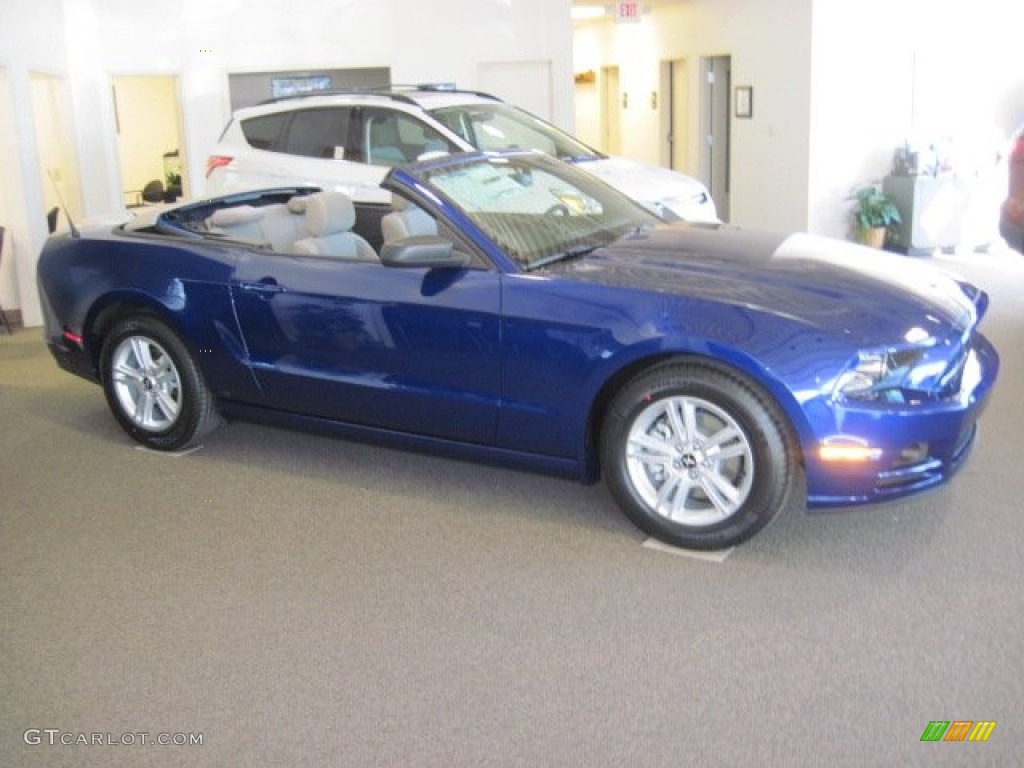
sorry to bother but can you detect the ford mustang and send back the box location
[37,150,999,549]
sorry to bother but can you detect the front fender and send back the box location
[577,336,819,478]
[497,273,826,476]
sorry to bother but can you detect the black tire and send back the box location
[600,362,794,550]
[100,314,221,450]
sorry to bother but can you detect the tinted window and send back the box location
[283,108,353,159]
[241,113,289,150]
[361,108,458,168]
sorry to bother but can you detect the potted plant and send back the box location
[164,171,183,203]
[848,184,902,248]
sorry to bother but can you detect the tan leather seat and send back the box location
[292,191,376,261]
[381,198,437,244]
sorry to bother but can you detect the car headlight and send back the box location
[833,347,927,404]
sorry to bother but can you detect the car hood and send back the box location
[549,224,982,346]
[574,156,718,221]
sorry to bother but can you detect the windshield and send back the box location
[415,153,659,270]
[429,102,601,162]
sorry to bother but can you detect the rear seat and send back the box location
[206,205,264,242]
[261,197,310,250]
[205,197,310,251]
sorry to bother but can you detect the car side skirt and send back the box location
[218,400,589,482]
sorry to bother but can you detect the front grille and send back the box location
[873,423,977,495]
[875,458,943,492]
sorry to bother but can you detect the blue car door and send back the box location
[230,250,501,444]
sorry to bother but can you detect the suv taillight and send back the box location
[1011,136,1024,162]
[205,155,234,177]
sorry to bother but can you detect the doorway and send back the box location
[659,59,690,172]
[30,72,83,230]
[600,66,622,155]
[700,55,731,221]
[111,75,186,207]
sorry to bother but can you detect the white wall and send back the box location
[573,0,813,232]
[0,0,73,326]
[808,0,1024,242]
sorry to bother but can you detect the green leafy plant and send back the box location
[848,183,902,234]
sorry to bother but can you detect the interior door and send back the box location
[700,56,731,221]
[601,66,622,155]
[659,59,690,172]
[231,252,502,444]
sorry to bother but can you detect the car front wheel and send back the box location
[100,315,220,450]
[601,362,795,550]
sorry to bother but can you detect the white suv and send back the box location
[206,87,718,222]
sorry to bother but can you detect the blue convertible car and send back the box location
[37,150,998,549]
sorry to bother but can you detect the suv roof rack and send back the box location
[386,83,504,101]
[258,88,420,106]
[257,84,503,107]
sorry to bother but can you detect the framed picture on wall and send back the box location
[735,86,753,119]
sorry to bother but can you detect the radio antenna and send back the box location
[47,170,80,238]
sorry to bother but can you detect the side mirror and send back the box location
[380,236,469,269]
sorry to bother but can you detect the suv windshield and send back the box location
[429,102,601,163]
[414,153,658,270]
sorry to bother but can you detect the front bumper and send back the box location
[804,333,999,507]
[999,213,1023,253]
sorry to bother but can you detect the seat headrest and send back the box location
[287,196,309,214]
[305,192,356,237]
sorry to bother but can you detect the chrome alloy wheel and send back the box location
[110,335,183,432]
[625,395,755,527]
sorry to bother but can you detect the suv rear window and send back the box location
[240,113,289,150]
[283,108,352,159]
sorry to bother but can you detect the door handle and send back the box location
[237,278,286,297]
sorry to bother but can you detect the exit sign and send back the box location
[615,1,642,23]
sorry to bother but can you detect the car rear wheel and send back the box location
[100,315,220,450]
[601,362,794,550]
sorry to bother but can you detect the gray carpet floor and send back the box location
[2,248,1022,766]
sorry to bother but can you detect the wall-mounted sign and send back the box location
[615,1,642,23]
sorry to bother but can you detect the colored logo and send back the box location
[920,721,997,742]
